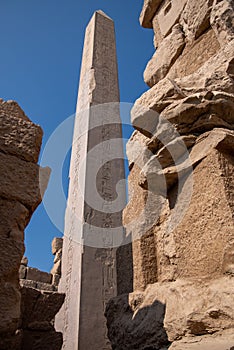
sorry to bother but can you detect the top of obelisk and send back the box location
[95,10,113,21]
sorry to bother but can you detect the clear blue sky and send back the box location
[0,1,154,272]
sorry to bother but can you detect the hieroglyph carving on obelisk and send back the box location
[55,10,126,350]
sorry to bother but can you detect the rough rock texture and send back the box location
[210,0,234,46]
[140,0,164,28]
[181,0,214,40]
[50,238,62,286]
[144,24,185,87]
[20,287,65,350]
[106,1,234,349]
[106,277,234,350]
[152,0,187,46]
[0,99,51,348]
[0,99,64,349]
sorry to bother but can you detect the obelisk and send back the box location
[55,11,126,349]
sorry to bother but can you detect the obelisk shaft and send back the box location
[55,11,125,350]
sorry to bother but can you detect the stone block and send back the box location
[140,128,234,193]
[0,280,21,334]
[126,131,151,170]
[21,330,63,350]
[20,287,65,327]
[139,0,164,28]
[169,330,234,350]
[131,39,234,135]
[36,282,55,291]
[152,0,187,43]
[51,237,63,255]
[0,152,50,213]
[0,330,22,350]
[26,267,52,284]
[105,278,234,349]
[180,0,214,41]
[19,265,27,279]
[168,29,220,80]
[210,0,234,46]
[21,256,28,266]
[0,199,29,239]
[52,274,61,287]
[50,260,61,276]
[160,91,234,134]
[0,106,43,163]
[20,279,37,289]
[144,24,185,87]
[0,99,29,122]
[0,200,27,279]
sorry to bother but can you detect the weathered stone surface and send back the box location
[0,331,22,350]
[20,287,65,327]
[144,24,185,87]
[140,128,234,193]
[0,152,50,213]
[20,279,55,291]
[0,279,21,334]
[52,274,61,287]
[19,279,37,289]
[36,282,55,292]
[0,99,29,121]
[180,0,214,40]
[0,98,52,347]
[139,0,164,28]
[105,293,170,350]
[168,29,221,80]
[126,130,152,169]
[132,39,234,135]
[152,0,187,43]
[0,198,28,344]
[51,237,63,255]
[0,200,28,278]
[26,267,52,284]
[117,1,234,349]
[19,265,27,279]
[21,256,28,266]
[0,104,43,163]
[210,0,234,46]
[152,134,196,169]
[123,164,166,291]
[160,91,234,134]
[106,277,234,350]
[21,330,63,350]
[169,329,234,350]
[51,259,61,275]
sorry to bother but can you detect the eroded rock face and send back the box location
[107,0,234,348]
[106,277,234,350]
[0,99,52,349]
[144,24,185,87]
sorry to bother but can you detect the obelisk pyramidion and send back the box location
[55,10,126,349]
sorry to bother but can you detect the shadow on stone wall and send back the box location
[105,294,170,350]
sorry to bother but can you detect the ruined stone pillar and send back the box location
[55,10,126,349]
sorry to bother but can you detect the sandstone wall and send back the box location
[106,1,234,349]
[0,99,64,349]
